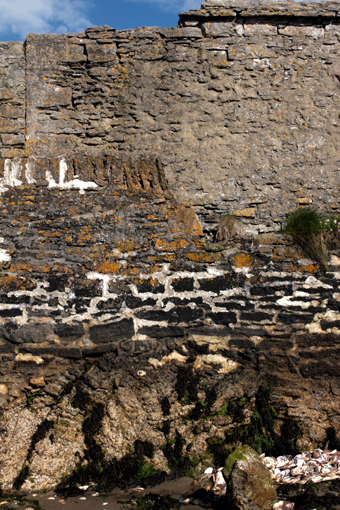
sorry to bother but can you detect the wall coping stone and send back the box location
[179,0,340,23]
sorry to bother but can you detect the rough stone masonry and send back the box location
[0,0,339,493]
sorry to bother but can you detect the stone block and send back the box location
[86,42,117,62]
[208,311,237,325]
[136,278,165,294]
[171,277,195,292]
[0,106,24,119]
[137,326,185,338]
[89,319,135,344]
[35,84,72,108]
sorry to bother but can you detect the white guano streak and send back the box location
[0,159,23,194]
[46,158,98,190]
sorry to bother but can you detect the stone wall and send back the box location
[0,42,25,158]
[0,0,340,493]
[0,156,340,490]
[1,0,340,226]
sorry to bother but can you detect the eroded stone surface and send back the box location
[0,0,340,493]
[1,1,340,224]
[227,445,277,510]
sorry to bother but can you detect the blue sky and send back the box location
[0,0,202,41]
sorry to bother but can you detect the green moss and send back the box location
[305,481,320,494]
[250,404,275,454]
[136,456,164,481]
[217,402,229,417]
[205,399,231,420]
[239,397,249,407]
[25,389,42,407]
[224,445,257,479]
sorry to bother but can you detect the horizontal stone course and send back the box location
[89,319,135,344]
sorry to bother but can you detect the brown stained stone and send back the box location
[30,376,45,387]
[226,446,277,510]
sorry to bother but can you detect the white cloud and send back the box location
[0,0,92,39]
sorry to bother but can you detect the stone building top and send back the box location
[179,0,340,24]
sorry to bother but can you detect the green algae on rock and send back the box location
[227,445,277,510]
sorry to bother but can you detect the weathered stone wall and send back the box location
[0,196,340,491]
[1,0,340,226]
[0,42,25,159]
[0,0,340,493]
[0,156,340,490]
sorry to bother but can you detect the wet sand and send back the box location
[17,478,197,510]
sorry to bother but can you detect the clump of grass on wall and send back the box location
[283,207,340,265]
[216,214,244,242]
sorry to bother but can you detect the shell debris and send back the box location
[263,448,340,486]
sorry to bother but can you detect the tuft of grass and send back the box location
[284,207,321,238]
[283,208,329,264]
[216,214,244,242]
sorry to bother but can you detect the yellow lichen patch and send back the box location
[232,208,256,218]
[194,241,205,250]
[185,252,222,263]
[51,264,73,274]
[144,265,161,274]
[147,254,176,263]
[9,262,33,273]
[77,226,93,245]
[96,261,120,274]
[0,276,35,291]
[300,263,319,273]
[117,239,135,252]
[10,262,50,274]
[154,238,189,252]
[166,206,203,236]
[231,253,254,268]
[297,198,312,204]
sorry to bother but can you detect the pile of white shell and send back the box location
[262,449,340,485]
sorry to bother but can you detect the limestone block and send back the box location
[35,84,72,108]
[202,22,236,37]
[279,26,324,38]
[0,106,24,119]
[85,42,117,63]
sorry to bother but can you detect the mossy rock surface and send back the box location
[225,445,277,510]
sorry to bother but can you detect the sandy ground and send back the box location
[16,478,197,510]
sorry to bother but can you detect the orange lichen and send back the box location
[154,238,189,251]
[232,253,254,268]
[117,239,135,252]
[232,208,256,218]
[166,206,203,236]
[96,262,120,274]
[185,252,222,263]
